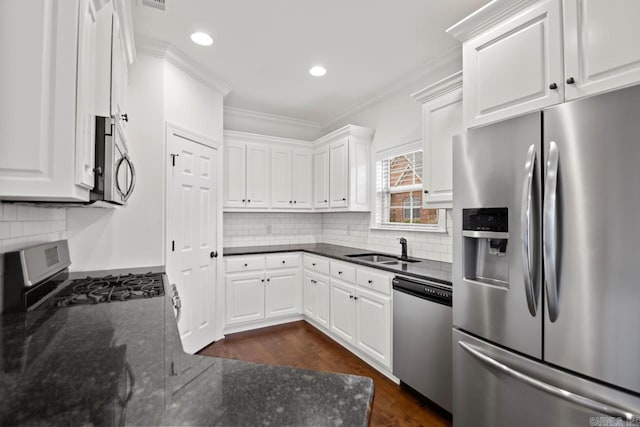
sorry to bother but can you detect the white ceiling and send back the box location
[133,0,488,125]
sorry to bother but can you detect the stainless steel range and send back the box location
[2,240,164,313]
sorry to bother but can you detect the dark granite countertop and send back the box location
[224,243,452,284]
[0,270,374,426]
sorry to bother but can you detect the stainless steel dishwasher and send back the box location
[393,275,452,412]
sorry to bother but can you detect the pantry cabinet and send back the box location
[411,72,462,208]
[449,0,640,128]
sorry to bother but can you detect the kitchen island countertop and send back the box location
[224,243,452,284]
[0,271,373,426]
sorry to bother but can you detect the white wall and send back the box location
[0,203,67,311]
[165,61,225,142]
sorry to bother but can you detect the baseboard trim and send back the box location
[223,314,304,335]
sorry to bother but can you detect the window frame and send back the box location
[372,140,446,233]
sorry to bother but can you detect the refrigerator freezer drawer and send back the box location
[453,329,640,427]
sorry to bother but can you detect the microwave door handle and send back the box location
[115,156,128,200]
[521,144,538,316]
[123,154,136,201]
[544,141,560,322]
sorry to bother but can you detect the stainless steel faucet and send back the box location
[399,237,408,260]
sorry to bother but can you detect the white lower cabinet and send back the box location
[303,272,330,330]
[329,263,393,370]
[225,254,301,327]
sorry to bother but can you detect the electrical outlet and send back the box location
[266,224,272,234]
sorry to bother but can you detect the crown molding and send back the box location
[135,36,232,97]
[224,106,322,132]
[224,130,313,146]
[314,124,376,146]
[321,46,462,130]
[410,71,462,104]
[446,0,539,41]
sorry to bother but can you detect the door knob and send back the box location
[210,251,218,258]
[566,77,575,84]
[549,82,558,90]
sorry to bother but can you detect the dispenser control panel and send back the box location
[463,208,508,232]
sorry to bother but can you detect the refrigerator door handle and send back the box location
[544,141,560,322]
[459,340,640,422]
[521,144,538,316]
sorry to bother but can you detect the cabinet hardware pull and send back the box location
[566,77,575,84]
[121,113,129,122]
[267,278,270,282]
[210,251,218,258]
[424,189,429,194]
[289,201,293,203]
[261,279,265,283]
[247,200,251,203]
[549,82,558,90]
[368,280,373,284]
[324,200,328,203]
[354,296,358,301]
[242,199,246,202]
[282,260,286,264]
[342,198,346,201]
[338,271,342,275]
[349,295,354,299]
[294,201,297,204]
[244,263,248,267]
[312,263,316,266]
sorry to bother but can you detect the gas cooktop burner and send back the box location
[48,272,165,308]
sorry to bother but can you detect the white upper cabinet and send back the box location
[329,139,349,208]
[411,72,463,208]
[223,127,371,212]
[223,137,270,209]
[292,150,313,209]
[313,148,329,209]
[270,148,293,208]
[0,0,96,201]
[449,0,640,128]
[563,0,640,100]
[316,125,375,212]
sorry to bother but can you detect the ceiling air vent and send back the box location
[142,0,166,11]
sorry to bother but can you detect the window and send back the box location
[375,144,445,232]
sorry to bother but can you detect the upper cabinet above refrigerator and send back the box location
[448,0,640,129]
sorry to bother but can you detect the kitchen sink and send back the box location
[345,253,420,264]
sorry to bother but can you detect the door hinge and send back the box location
[170,153,179,167]
[172,240,175,252]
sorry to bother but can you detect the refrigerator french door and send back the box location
[452,84,640,426]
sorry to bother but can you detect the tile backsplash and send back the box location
[0,203,67,312]
[223,210,453,279]
[223,212,323,247]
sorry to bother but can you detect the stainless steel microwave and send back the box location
[92,116,136,205]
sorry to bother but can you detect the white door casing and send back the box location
[167,125,221,354]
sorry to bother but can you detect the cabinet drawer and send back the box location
[266,253,300,269]
[357,268,392,296]
[225,256,266,273]
[303,255,330,275]
[330,261,356,283]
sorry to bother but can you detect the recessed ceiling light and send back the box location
[309,65,327,77]
[190,32,214,46]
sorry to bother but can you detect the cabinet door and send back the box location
[75,0,98,189]
[315,275,330,330]
[303,274,316,319]
[265,270,301,318]
[313,148,329,208]
[463,0,563,128]
[225,272,265,325]
[330,280,356,344]
[329,139,349,208]
[422,88,462,207]
[355,288,391,368]
[270,148,293,208]
[246,143,270,208]
[292,150,312,209]
[564,0,640,100]
[223,141,246,208]
[111,12,128,127]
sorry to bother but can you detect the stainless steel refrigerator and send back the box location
[452,84,640,426]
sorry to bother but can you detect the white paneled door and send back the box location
[168,127,221,354]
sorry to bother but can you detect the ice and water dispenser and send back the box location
[462,208,509,288]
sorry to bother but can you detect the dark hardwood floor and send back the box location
[199,320,451,427]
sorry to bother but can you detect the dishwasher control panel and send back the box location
[392,276,452,306]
